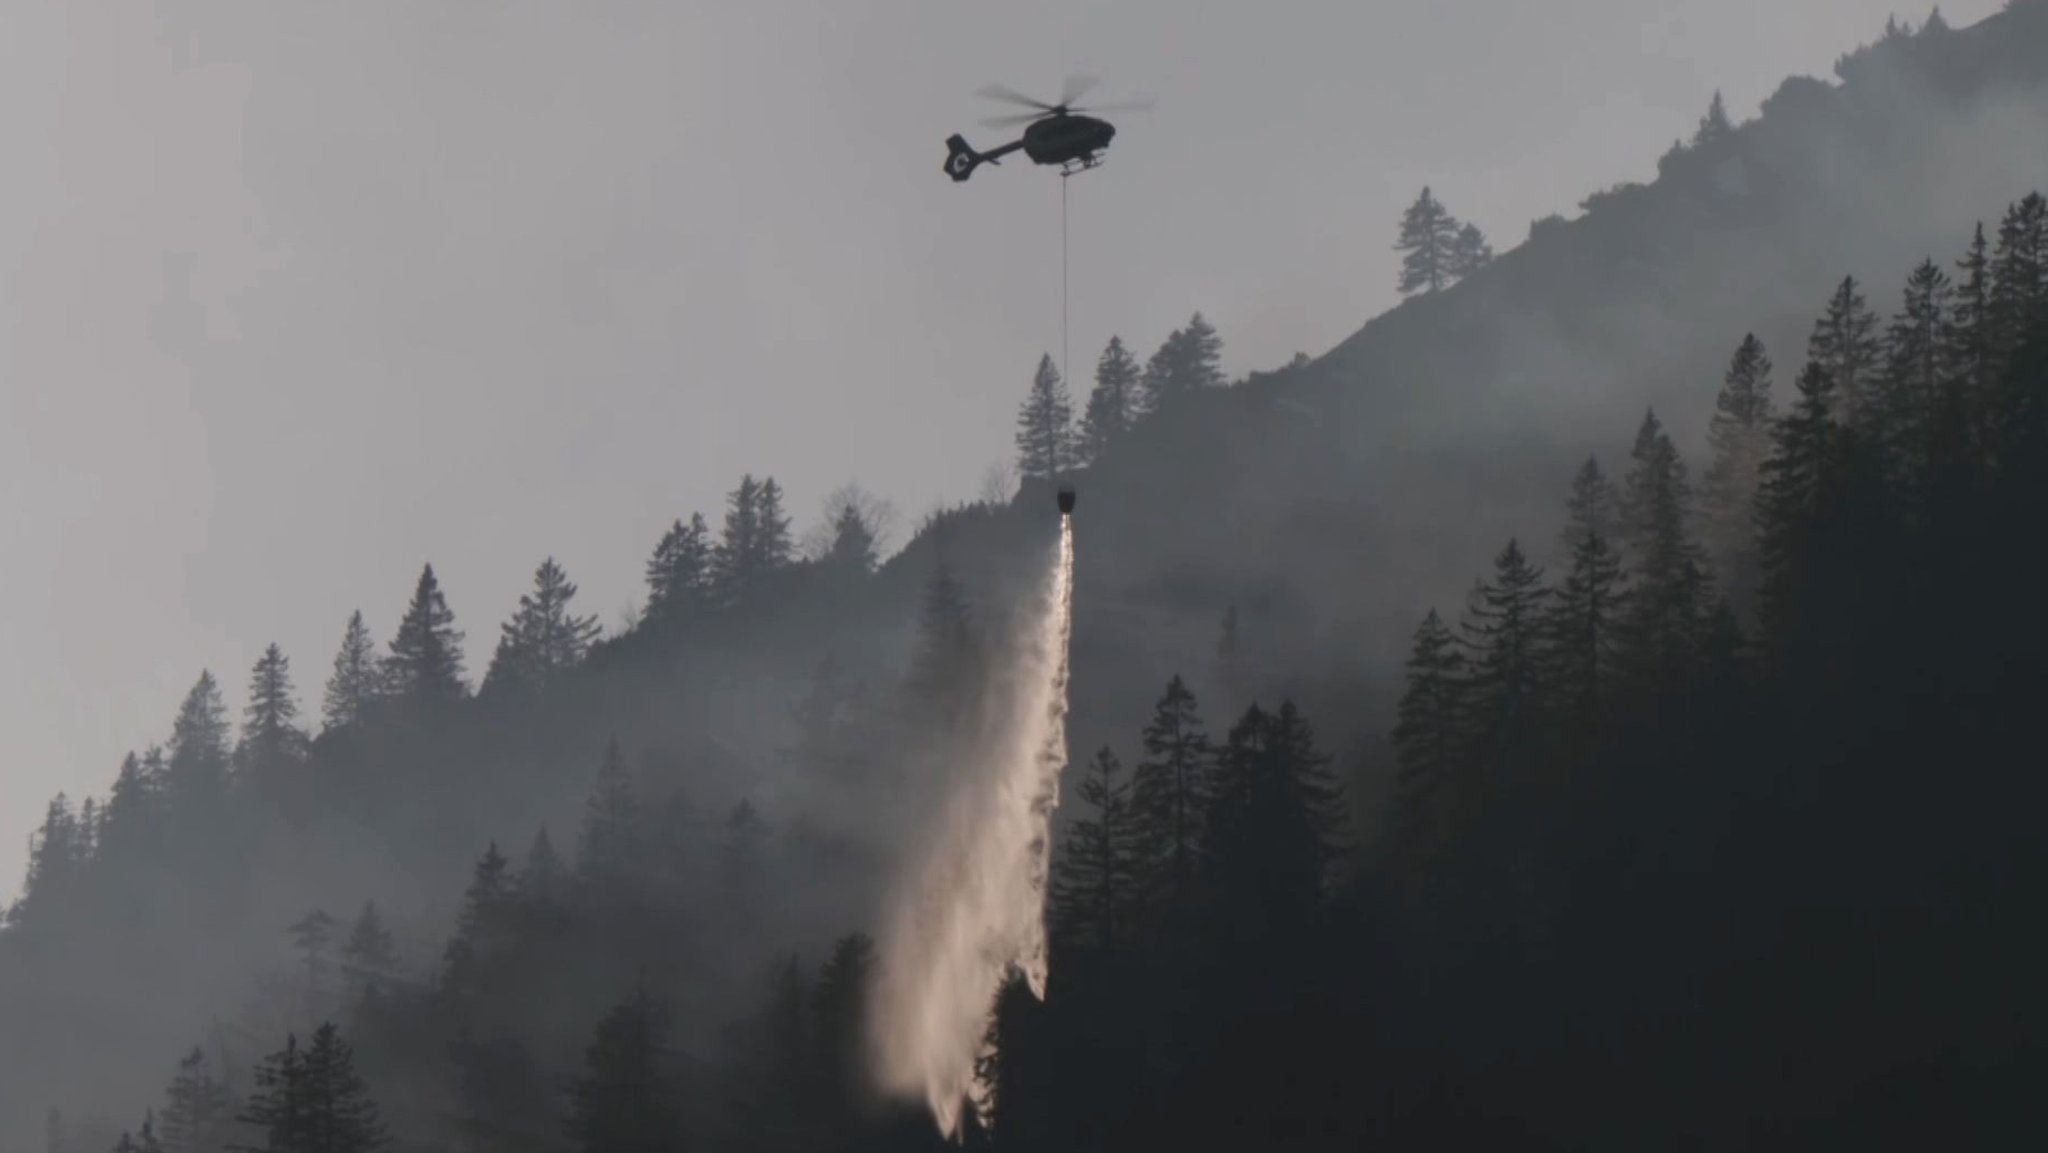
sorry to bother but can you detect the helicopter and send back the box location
[944,75,1150,183]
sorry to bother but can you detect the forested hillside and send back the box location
[5,5,2047,1151]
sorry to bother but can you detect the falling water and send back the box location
[870,514,1076,1140]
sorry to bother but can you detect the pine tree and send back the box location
[1879,259,1957,488]
[383,564,468,705]
[98,751,158,868]
[287,909,339,1005]
[521,826,566,909]
[441,842,514,995]
[1449,222,1494,282]
[1756,362,1839,651]
[1950,222,1998,435]
[11,796,82,930]
[1693,90,1733,146]
[1014,353,1076,483]
[1050,747,1142,955]
[238,645,306,811]
[237,1024,389,1153]
[712,475,795,604]
[643,513,714,625]
[1396,187,1462,296]
[1203,702,1345,935]
[1990,193,2048,346]
[1619,409,1713,693]
[1545,459,1629,721]
[903,562,981,735]
[1136,313,1227,413]
[483,557,600,698]
[321,611,382,731]
[158,1046,232,1153]
[167,671,233,820]
[1457,539,1551,743]
[340,902,398,997]
[1390,610,1466,851]
[1808,276,1882,426]
[567,993,683,1153]
[576,739,641,888]
[822,498,880,576]
[812,933,878,1128]
[1128,675,1213,899]
[1701,335,1776,614]
[1077,335,1141,464]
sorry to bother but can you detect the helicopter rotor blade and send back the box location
[979,111,1047,129]
[1059,73,1100,107]
[975,83,1057,111]
[1072,96,1156,115]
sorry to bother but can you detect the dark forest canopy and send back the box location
[6,8,2048,1152]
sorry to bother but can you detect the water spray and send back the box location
[870,498,1077,1140]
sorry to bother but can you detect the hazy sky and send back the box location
[0,1,1994,897]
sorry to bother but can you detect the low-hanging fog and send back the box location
[4,1,2045,1149]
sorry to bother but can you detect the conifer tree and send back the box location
[576,739,642,888]
[1015,353,1076,483]
[483,557,600,698]
[1449,222,1494,282]
[812,933,878,1128]
[1390,609,1465,850]
[158,1046,232,1153]
[1077,335,1141,464]
[521,826,566,909]
[287,909,339,1006]
[904,563,981,735]
[383,565,468,705]
[1950,222,1998,429]
[1619,410,1713,692]
[1202,702,1345,934]
[1990,193,2048,344]
[1050,747,1142,954]
[1396,187,1462,296]
[1128,675,1213,900]
[321,611,382,732]
[1545,459,1629,720]
[237,1024,389,1153]
[1808,276,1882,425]
[1879,259,1956,486]
[643,513,714,624]
[1692,90,1733,146]
[340,901,398,997]
[712,475,795,604]
[1756,362,1839,650]
[567,993,683,1153]
[442,842,513,995]
[98,752,158,868]
[820,494,882,576]
[1457,539,1551,743]
[239,645,306,810]
[11,795,83,930]
[1701,335,1776,613]
[167,672,233,821]
[1137,313,1227,413]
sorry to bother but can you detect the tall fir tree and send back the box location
[236,1024,389,1153]
[713,474,795,604]
[1077,335,1141,464]
[1202,702,1345,939]
[321,611,382,732]
[1879,258,1957,492]
[1390,609,1466,856]
[643,513,714,624]
[166,671,233,822]
[1049,747,1142,955]
[483,557,600,698]
[383,564,468,706]
[576,739,642,888]
[1692,90,1733,146]
[158,1045,233,1153]
[568,993,684,1153]
[1449,222,1494,282]
[1457,539,1551,748]
[1701,335,1776,614]
[1128,675,1213,900]
[1619,409,1714,694]
[1137,313,1227,413]
[1950,221,1999,447]
[1545,459,1629,722]
[98,751,159,869]
[238,644,307,812]
[1755,361,1839,656]
[1396,187,1462,296]
[1807,275,1882,426]
[441,842,514,997]
[1990,193,2048,348]
[1014,353,1076,483]
[340,901,399,999]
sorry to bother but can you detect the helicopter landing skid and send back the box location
[1059,154,1106,177]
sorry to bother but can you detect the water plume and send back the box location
[870,515,1075,1140]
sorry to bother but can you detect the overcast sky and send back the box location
[0,1,1992,897]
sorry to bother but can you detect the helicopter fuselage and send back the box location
[1021,113,1115,167]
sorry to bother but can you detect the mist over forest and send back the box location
[7,4,2048,1151]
